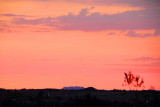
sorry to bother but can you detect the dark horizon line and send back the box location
[0,87,158,91]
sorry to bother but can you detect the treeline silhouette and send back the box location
[0,88,160,107]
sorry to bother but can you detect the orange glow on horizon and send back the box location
[0,32,160,90]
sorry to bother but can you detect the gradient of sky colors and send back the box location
[0,0,160,90]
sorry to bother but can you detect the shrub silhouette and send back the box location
[123,71,144,90]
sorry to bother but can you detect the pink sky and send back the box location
[0,0,160,90]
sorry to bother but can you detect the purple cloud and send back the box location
[154,29,160,36]
[55,8,160,31]
[125,29,160,37]
[12,6,160,37]
[0,14,27,17]
[13,17,57,26]
[0,28,4,31]
[0,21,10,27]
[125,30,159,38]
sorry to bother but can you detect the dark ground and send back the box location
[0,88,160,107]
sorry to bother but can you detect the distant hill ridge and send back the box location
[62,86,85,90]
[62,86,97,90]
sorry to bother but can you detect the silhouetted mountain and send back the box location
[62,86,84,90]
[83,87,97,91]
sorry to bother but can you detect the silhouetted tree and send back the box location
[123,71,144,90]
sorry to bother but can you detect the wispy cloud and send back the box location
[107,62,160,67]
[0,14,27,17]
[0,21,10,27]
[13,17,56,25]
[125,30,160,38]
[128,57,160,61]
[0,28,4,31]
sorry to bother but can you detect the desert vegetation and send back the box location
[123,71,145,90]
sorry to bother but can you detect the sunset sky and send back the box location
[0,0,160,90]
